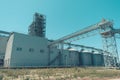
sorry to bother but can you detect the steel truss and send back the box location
[49,19,120,67]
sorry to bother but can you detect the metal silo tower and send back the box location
[28,13,46,37]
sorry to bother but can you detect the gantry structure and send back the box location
[49,19,120,67]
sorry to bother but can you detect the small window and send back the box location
[40,49,44,53]
[29,48,34,52]
[16,47,22,51]
[40,15,43,18]
[34,29,37,32]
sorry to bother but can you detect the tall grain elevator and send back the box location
[28,13,46,37]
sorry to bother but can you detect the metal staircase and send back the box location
[48,52,61,66]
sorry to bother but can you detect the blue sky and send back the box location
[0,0,120,57]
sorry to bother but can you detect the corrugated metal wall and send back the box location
[92,54,104,66]
[79,52,104,67]
[79,52,93,66]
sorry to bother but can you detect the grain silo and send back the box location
[92,53,104,66]
[79,52,93,66]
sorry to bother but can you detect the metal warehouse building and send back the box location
[4,32,48,67]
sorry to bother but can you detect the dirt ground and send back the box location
[0,67,120,80]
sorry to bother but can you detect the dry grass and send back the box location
[0,67,120,80]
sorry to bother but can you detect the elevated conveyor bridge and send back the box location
[49,19,120,67]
